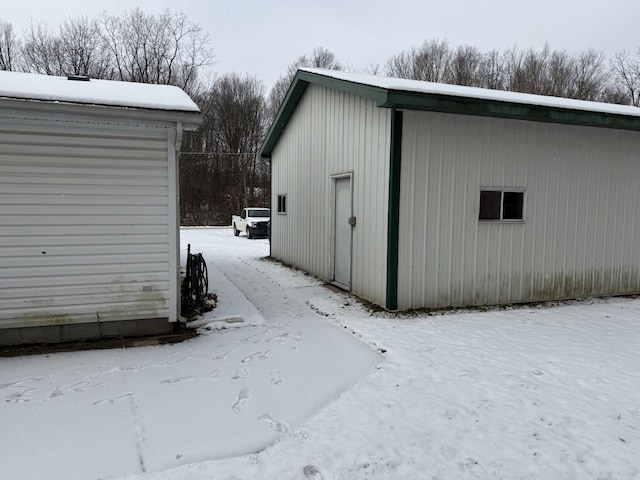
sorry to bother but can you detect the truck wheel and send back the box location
[233,224,240,236]
[247,227,252,239]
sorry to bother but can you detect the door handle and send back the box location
[348,217,356,226]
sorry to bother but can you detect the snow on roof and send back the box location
[301,68,640,118]
[0,70,200,112]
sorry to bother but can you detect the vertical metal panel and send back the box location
[398,109,640,309]
[271,84,392,306]
[0,117,171,328]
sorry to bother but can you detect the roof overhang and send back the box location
[0,96,203,130]
[260,68,640,158]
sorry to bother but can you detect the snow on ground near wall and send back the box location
[2,226,640,480]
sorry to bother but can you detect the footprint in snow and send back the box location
[4,388,36,403]
[93,393,133,406]
[206,369,224,380]
[232,387,251,414]
[212,351,233,361]
[241,351,272,363]
[161,376,194,384]
[231,367,248,379]
[258,414,289,433]
[303,465,325,480]
[50,381,104,398]
[270,372,284,386]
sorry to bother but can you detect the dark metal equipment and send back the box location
[181,244,209,318]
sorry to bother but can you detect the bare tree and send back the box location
[22,22,64,75]
[101,8,213,90]
[610,50,640,106]
[58,16,112,78]
[21,17,111,78]
[0,20,19,71]
[478,49,506,90]
[569,50,607,101]
[444,44,483,86]
[181,74,268,225]
[267,46,342,122]
[385,39,451,82]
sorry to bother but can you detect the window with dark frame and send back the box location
[277,194,287,214]
[479,189,524,221]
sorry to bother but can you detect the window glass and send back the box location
[479,190,501,220]
[248,209,270,217]
[479,189,525,221]
[503,191,524,220]
[277,195,287,214]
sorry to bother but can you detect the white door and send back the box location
[333,176,352,287]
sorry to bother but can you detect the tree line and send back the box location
[2,12,640,225]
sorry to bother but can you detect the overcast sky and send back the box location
[4,0,640,90]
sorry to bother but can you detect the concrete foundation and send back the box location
[0,318,173,347]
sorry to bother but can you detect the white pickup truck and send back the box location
[232,207,270,239]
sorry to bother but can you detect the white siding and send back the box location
[271,84,392,305]
[398,109,640,309]
[0,118,172,328]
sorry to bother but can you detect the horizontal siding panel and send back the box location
[2,204,168,216]
[0,243,167,256]
[0,252,168,269]
[0,184,167,197]
[0,145,166,160]
[0,173,168,187]
[1,289,169,311]
[0,215,169,226]
[0,234,165,248]
[0,272,167,291]
[0,194,167,207]
[0,261,169,280]
[0,132,167,150]
[0,225,168,236]
[0,118,172,328]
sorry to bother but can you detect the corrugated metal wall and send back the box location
[271,84,392,306]
[398,109,640,309]
[0,117,172,329]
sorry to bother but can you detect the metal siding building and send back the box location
[0,71,201,345]
[398,110,640,309]
[262,68,640,311]
[270,84,391,305]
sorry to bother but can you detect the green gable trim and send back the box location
[261,71,388,158]
[386,109,403,311]
[260,79,310,158]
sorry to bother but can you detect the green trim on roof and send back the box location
[260,69,640,159]
[382,90,640,130]
[386,109,403,311]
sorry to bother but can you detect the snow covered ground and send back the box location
[2,226,640,479]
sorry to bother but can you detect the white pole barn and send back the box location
[262,68,640,311]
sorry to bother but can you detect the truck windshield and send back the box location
[248,209,270,218]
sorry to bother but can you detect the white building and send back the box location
[261,68,640,310]
[0,71,201,345]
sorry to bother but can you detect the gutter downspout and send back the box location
[169,122,187,323]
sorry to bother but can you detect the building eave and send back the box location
[0,97,203,130]
[260,68,640,159]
